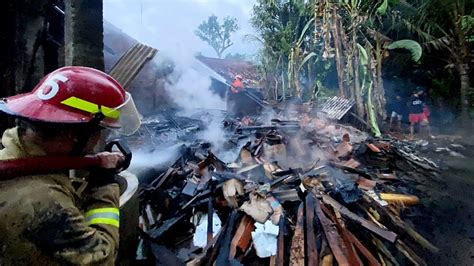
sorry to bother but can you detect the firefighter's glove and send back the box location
[86,152,125,188]
[93,152,125,169]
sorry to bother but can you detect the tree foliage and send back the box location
[389,0,473,123]
[224,53,248,60]
[251,0,472,129]
[195,15,240,58]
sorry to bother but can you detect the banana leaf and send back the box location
[357,43,369,66]
[368,81,382,137]
[377,0,388,15]
[296,18,315,47]
[387,39,422,63]
[297,52,317,72]
[461,15,474,33]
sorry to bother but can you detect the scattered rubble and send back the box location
[131,110,441,265]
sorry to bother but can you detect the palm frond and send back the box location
[422,36,451,51]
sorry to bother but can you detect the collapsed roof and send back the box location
[196,56,261,88]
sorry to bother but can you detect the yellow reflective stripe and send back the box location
[87,218,120,227]
[85,207,120,217]
[101,106,121,119]
[85,208,120,227]
[61,97,120,119]
[62,96,98,114]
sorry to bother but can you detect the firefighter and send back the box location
[0,66,141,265]
[227,75,245,116]
[230,74,245,93]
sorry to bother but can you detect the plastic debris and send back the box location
[251,220,279,258]
[192,213,222,248]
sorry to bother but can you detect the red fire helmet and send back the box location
[0,66,141,135]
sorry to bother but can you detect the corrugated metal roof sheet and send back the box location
[196,56,260,87]
[321,96,355,120]
[109,43,158,89]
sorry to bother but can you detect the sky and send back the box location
[103,0,260,58]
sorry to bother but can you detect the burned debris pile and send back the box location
[135,112,439,265]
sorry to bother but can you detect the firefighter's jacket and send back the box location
[0,127,120,265]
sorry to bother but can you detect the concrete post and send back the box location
[64,0,104,71]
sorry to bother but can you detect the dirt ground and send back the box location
[413,138,474,265]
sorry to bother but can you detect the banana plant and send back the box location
[287,17,315,98]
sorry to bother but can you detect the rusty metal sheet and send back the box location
[321,96,355,120]
[109,43,158,89]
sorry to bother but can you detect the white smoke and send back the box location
[160,51,237,161]
[164,67,226,111]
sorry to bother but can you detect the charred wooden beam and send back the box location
[148,213,187,240]
[149,168,176,189]
[372,237,399,266]
[205,224,228,265]
[290,203,305,265]
[395,240,427,266]
[207,180,215,243]
[236,124,300,133]
[276,215,285,266]
[346,229,381,266]
[229,215,255,259]
[315,199,350,266]
[215,210,242,265]
[320,203,364,266]
[305,194,319,266]
[207,208,213,244]
[321,194,398,243]
[363,194,438,253]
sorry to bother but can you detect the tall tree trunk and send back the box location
[332,8,345,97]
[353,36,364,117]
[354,52,365,117]
[374,37,387,119]
[453,2,471,126]
[292,48,303,99]
[307,62,315,100]
[459,63,472,125]
[368,81,381,137]
[281,70,286,100]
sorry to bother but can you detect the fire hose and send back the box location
[0,140,132,180]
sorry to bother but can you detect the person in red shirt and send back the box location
[408,90,433,139]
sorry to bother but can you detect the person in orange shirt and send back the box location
[231,75,244,93]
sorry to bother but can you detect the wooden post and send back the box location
[64,0,104,70]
